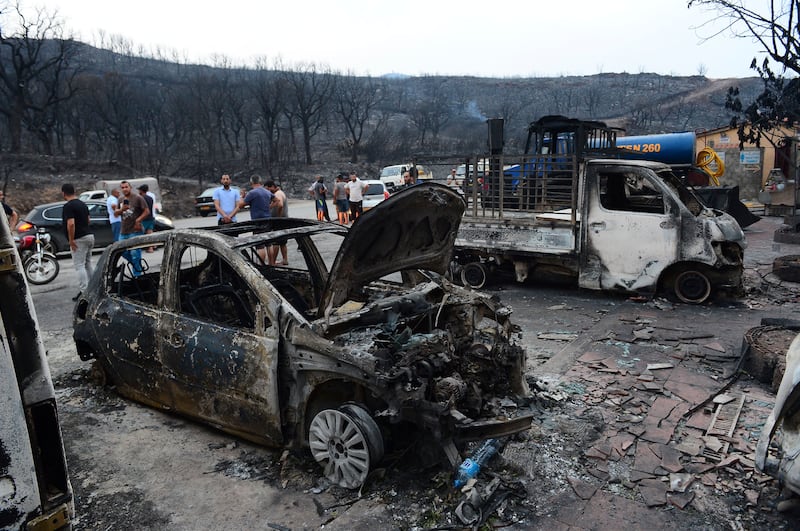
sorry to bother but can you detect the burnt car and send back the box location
[17,200,174,253]
[73,183,532,488]
[756,332,800,499]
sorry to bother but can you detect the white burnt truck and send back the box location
[452,116,746,304]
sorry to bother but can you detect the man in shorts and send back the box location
[333,174,349,224]
[345,172,368,222]
[239,174,273,263]
[266,180,289,266]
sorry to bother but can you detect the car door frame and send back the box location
[159,235,284,446]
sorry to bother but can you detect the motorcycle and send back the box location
[15,227,59,285]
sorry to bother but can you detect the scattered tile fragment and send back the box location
[638,479,668,507]
[585,446,610,460]
[703,341,726,353]
[701,472,718,486]
[660,446,684,473]
[744,489,759,506]
[716,455,740,468]
[713,394,736,405]
[703,436,723,453]
[578,351,609,363]
[587,466,610,482]
[633,443,662,474]
[667,491,695,509]
[568,477,597,500]
[646,363,674,371]
[675,437,703,456]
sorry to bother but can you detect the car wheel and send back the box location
[673,268,712,304]
[308,405,382,489]
[460,262,487,289]
[199,211,209,218]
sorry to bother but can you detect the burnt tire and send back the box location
[673,268,712,304]
[773,255,800,283]
[460,262,487,289]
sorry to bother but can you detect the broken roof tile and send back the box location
[646,362,674,371]
[675,437,704,456]
[649,396,681,420]
[578,351,611,363]
[660,446,684,473]
[568,477,597,500]
[667,491,695,509]
[633,443,663,475]
[703,341,727,353]
[663,381,711,407]
[638,479,668,507]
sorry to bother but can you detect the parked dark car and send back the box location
[73,183,532,489]
[16,200,174,253]
[194,186,241,217]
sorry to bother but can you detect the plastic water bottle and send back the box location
[453,438,502,488]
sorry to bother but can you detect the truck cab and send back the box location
[579,159,744,302]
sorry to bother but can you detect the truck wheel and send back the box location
[673,269,712,304]
[461,262,487,289]
[308,405,382,489]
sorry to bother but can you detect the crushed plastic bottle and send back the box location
[453,438,503,488]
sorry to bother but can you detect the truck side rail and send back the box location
[461,153,579,226]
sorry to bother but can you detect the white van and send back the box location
[379,164,434,189]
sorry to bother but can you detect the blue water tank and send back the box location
[615,132,696,166]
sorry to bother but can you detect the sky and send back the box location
[18,0,769,78]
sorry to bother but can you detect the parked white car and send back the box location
[362,180,389,211]
[79,189,108,201]
[379,164,434,190]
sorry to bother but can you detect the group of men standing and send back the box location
[212,173,289,265]
[60,179,152,301]
[54,169,371,301]
[310,171,369,225]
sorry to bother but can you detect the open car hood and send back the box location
[319,183,465,316]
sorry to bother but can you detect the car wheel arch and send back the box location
[298,378,386,445]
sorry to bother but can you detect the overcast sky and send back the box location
[27,0,766,78]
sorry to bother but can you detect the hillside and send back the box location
[0,40,764,200]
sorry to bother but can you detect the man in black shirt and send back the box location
[0,190,18,229]
[61,183,95,300]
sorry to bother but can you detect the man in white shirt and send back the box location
[344,172,368,222]
[106,188,122,241]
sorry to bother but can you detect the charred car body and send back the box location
[73,184,532,488]
[756,332,800,499]
[0,210,72,529]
